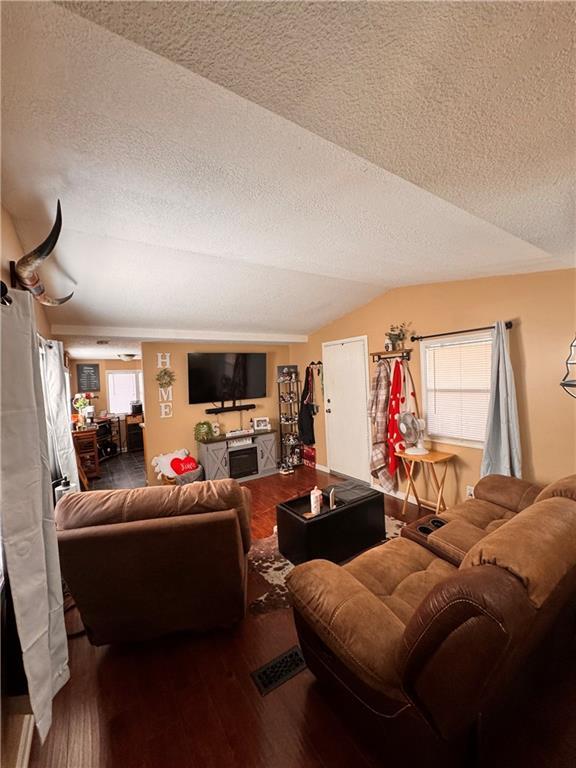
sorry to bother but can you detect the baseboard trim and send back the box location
[11,715,34,768]
[19,716,34,768]
[313,466,419,505]
[369,481,419,506]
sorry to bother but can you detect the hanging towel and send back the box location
[368,360,395,491]
[1,292,69,741]
[481,321,522,478]
[387,360,421,476]
[387,360,405,476]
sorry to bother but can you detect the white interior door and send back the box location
[323,337,371,482]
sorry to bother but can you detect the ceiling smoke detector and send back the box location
[117,353,136,361]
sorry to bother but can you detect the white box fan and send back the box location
[398,413,429,455]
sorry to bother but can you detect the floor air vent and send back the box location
[251,646,307,695]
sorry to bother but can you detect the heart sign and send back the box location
[170,456,199,475]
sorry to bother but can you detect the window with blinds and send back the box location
[107,370,143,415]
[421,333,493,445]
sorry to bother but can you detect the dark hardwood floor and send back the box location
[31,467,576,768]
[90,451,147,491]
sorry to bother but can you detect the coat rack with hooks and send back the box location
[370,348,412,363]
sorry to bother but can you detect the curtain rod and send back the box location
[411,321,512,343]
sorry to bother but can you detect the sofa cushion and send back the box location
[461,497,576,608]
[474,474,542,512]
[535,473,576,504]
[288,559,406,699]
[344,537,456,624]
[440,498,515,530]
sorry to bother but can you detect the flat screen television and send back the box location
[187,353,267,405]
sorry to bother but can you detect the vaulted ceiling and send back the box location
[2,1,574,352]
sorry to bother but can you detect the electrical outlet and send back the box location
[466,485,475,499]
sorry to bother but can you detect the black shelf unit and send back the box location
[96,416,121,462]
[277,373,303,469]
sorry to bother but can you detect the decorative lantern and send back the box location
[560,336,576,399]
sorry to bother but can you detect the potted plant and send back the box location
[385,322,412,351]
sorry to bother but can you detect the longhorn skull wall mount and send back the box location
[13,200,74,306]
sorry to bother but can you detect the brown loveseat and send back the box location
[56,479,251,645]
[287,474,576,763]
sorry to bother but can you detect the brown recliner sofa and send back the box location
[287,474,576,763]
[56,479,251,645]
[401,474,542,564]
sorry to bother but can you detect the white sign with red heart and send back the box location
[170,456,199,475]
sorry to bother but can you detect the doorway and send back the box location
[322,336,371,483]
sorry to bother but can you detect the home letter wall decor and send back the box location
[155,353,175,419]
[159,402,173,418]
[157,352,171,368]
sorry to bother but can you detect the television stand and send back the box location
[205,403,256,415]
[197,430,278,481]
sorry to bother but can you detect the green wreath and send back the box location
[156,368,176,388]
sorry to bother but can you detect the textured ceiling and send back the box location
[62,0,576,257]
[1,2,574,343]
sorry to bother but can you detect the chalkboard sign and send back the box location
[77,363,100,392]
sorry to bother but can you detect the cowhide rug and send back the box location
[248,515,405,615]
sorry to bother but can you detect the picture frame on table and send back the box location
[253,416,271,432]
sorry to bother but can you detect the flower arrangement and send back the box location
[72,394,89,412]
[385,322,412,349]
[72,392,98,427]
[72,392,97,412]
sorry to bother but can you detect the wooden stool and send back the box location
[395,450,455,516]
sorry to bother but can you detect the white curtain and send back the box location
[39,338,79,488]
[480,321,522,478]
[1,291,69,741]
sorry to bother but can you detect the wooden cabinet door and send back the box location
[205,442,229,480]
[256,433,277,474]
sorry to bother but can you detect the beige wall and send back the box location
[142,342,289,484]
[289,269,576,505]
[1,206,51,337]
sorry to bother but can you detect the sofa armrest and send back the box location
[474,475,541,513]
[287,560,405,698]
[398,565,534,739]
